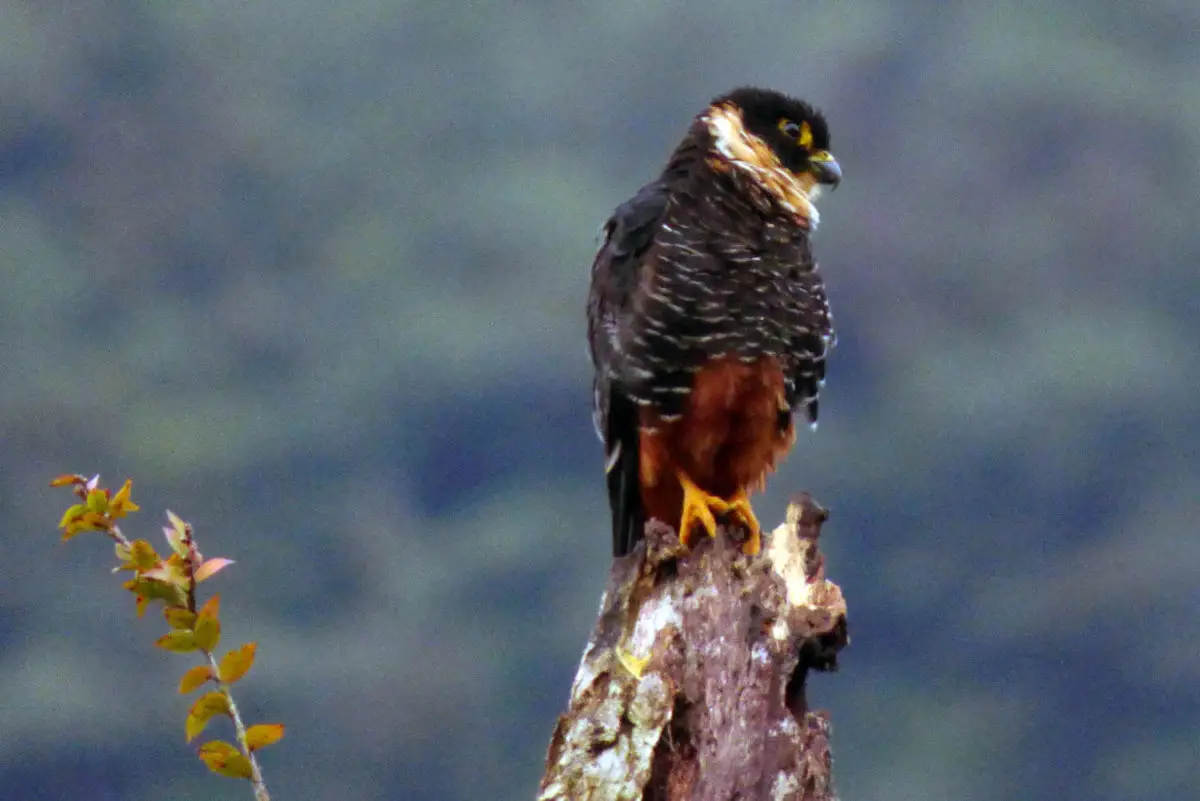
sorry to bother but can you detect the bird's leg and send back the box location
[677,472,763,555]
[677,471,730,549]
[723,488,763,556]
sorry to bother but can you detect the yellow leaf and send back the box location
[195,595,221,648]
[164,526,188,557]
[244,723,285,751]
[108,479,139,519]
[194,616,221,652]
[60,525,88,542]
[58,504,88,530]
[185,712,207,743]
[198,595,221,620]
[217,643,256,684]
[130,577,188,608]
[199,745,254,780]
[155,630,200,653]
[197,739,239,761]
[114,542,132,562]
[164,607,197,630]
[129,540,159,571]
[79,511,109,531]
[179,665,214,694]
[134,594,149,618]
[166,510,189,538]
[50,474,82,487]
[86,488,109,515]
[142,560,189,593]
[186,692,231,742]
[195,558,235,582]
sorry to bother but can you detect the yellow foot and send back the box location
[678,472,724,549]
[725,490,763,556]
[677,473,763,555]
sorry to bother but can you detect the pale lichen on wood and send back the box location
[539,493,846,801]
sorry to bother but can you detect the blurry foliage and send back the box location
[3,2,1198,800]
[51,475,282,797]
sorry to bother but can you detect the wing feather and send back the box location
[587,181,670,556]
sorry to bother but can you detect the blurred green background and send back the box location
[2,2,1197,800]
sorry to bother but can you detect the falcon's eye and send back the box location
[777,118,814,150]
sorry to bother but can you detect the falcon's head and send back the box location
[701,87,841,226]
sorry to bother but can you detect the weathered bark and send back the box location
[539,493,847,801]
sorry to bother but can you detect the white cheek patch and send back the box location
[703,105,819,228]
[706,107,760,165]
[708,111,738,159]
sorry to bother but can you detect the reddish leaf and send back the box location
[195,558,235,583]
[245,723,285,751]
[49,474,82,488]
[217,643,256,684]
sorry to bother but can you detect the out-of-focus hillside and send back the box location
[2,3,1197,800]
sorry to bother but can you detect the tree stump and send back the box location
[539,493,847,801]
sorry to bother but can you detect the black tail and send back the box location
[605,391,644,557]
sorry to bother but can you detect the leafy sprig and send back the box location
[53,474,283,800]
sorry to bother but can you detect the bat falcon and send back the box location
[587,86,840,558]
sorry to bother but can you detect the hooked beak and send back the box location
[809,150,842,189]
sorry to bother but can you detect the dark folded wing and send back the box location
[586,180,670,556]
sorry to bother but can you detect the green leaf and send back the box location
[86,488,109,515]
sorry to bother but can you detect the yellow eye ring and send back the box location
[777,118,814,149]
